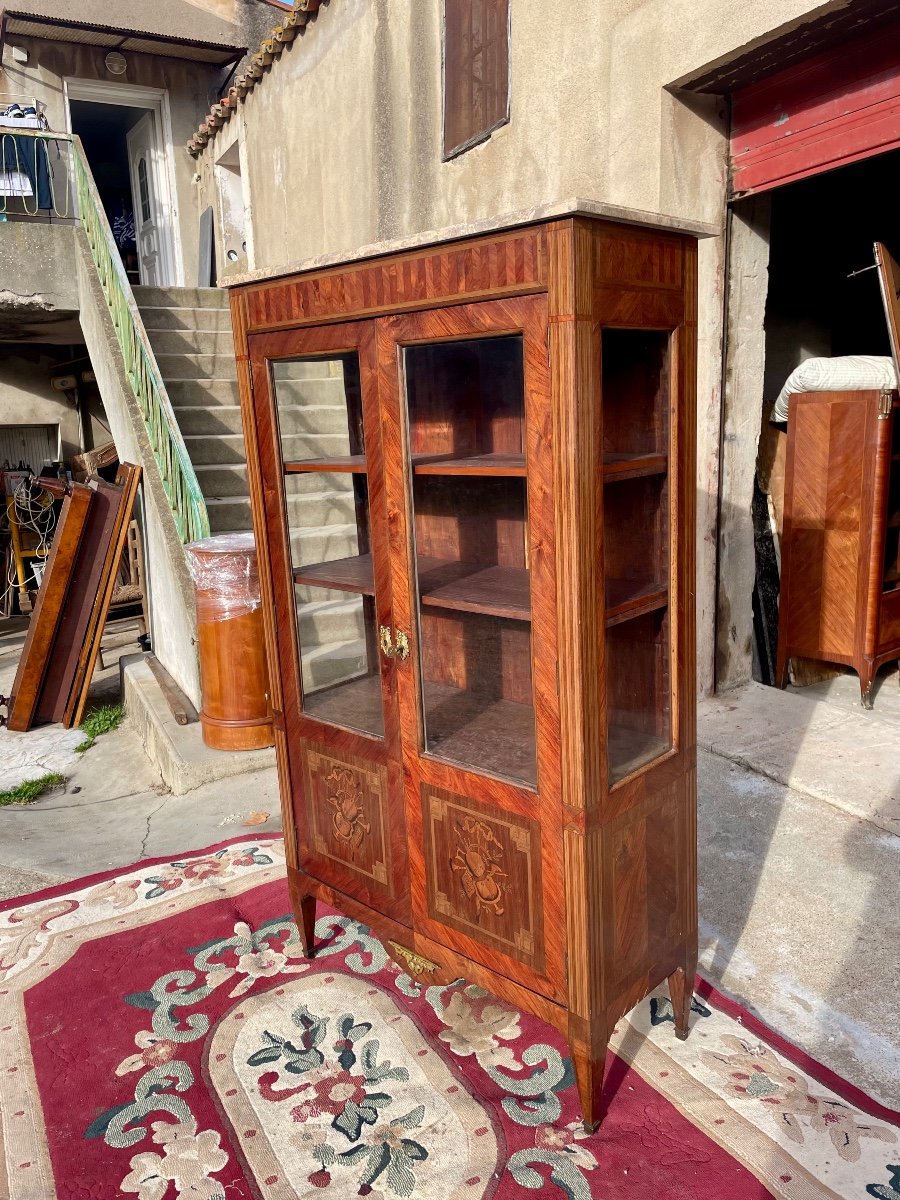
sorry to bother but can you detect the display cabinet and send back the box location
[776,387,900,704]
[229,213,698,1129]
[776,243,900,706]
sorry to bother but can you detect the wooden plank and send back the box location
[63,464,142,728]
[284,456,367,474]
[145,653,198,725]
[293,553,375,595]
[4,484,93,732]
[38,479,124,724]
[419,564,531,620]
[413,453,526,476]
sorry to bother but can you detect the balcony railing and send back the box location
[1,129,209,544]
[0,130,75,219]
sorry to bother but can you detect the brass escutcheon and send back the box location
[388,940,440,976]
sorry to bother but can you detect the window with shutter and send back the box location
[443,0,510,160]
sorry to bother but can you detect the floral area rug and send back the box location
[0,836,897,1200]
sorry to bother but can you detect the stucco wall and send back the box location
[193,0,839,694]
[1,38,224,286]
[0,350,82,460]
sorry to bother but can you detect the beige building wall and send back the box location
[194,0,839,694]
[0,351,81,462]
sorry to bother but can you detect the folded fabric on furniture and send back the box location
[772,354,897,423]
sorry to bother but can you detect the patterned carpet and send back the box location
[0,836,896,1199]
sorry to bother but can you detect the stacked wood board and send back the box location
[1,464,141,732]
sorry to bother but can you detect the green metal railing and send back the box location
[1,129,209,543]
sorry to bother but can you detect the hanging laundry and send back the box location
[0,131,53,209]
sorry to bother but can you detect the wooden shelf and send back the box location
[603,453,667,481]
[305,671,384,738]
[294,553,374,595]
[424,682,536,787]
[605,580,668,627]
[608,724,669,785]
[413,453,526,477]
[285,456,367,474]
[420,563,530,621]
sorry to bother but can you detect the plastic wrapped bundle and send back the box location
[186,531,261,622]
[184,532,273,751]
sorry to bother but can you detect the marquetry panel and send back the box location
[591,225,683,291]
[605,782,684,994]
[300,740,392,893]
[423,784,545,973]
[784,396,865,658]
[244,229,548,331]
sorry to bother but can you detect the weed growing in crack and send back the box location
[76,703,124,753]
[0,772,66,806]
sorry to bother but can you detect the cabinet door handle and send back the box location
[379,625,395,657]
[394,629,410,661]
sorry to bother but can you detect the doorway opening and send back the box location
[743,148,900,687]
[65,83,180,287]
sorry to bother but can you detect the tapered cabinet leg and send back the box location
[288,870,317,957]
[667,955,698,1041]
[859,662,876,709]
[568,1024,608,1133]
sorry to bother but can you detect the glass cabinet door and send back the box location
[601,329,673,785]
[272,352,385,738]
[401,334,537,787]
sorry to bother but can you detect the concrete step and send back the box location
[193,463,249,497]
[166,378,241,407]
[274,377,349,403]
[275,361,346,382]
[284,482,359,526]
[140,305,233,332]
[272,407,354,438]
[147,328,236,356]
[291,524,361,564]
[183,434,246,465]
[301,639,370,691]
[182,431,335,465]
[134,285,229,310]
[274,401,351,437]
[206,497,253,532]
[174,405,245,436]
[155,351,237,381]
[298,596,366,646]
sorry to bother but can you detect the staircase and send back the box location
[133,285,251,534]
[132,295,368,689]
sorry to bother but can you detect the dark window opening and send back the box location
[443,0,509,160]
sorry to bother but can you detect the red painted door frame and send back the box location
[730,27,900,197]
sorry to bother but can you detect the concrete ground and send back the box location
[1,621,897,1108]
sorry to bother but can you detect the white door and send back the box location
[126,113,165,286]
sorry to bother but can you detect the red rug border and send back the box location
[693,976,900,1124]
[0,832,284,913]
[3,834,896,1129]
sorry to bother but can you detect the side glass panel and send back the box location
[602,329,673,785]
[402,335,536,787]
[272,355,383,739]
